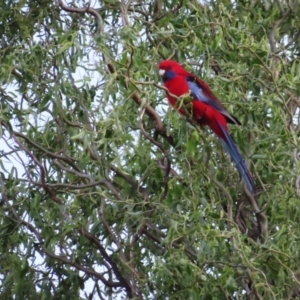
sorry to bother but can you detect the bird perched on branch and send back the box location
[158,60,255,195]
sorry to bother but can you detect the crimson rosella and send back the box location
[159,60,255,195]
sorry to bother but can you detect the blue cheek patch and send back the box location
[162,70,176,82]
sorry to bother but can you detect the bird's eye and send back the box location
[167,66,172,70]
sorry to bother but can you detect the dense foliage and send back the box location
[0,0,300,299]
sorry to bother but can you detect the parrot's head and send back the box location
[159,60,187,82]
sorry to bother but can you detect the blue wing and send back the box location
[186,76,241,125]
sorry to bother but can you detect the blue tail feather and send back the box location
[218,124,255,195]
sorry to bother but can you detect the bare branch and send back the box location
[79,227,132,298]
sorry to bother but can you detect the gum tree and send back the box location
[0,0,299,299]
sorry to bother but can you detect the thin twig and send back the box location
[139,107,171,200]
[58,0,103,34]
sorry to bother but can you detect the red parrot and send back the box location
[159,60,255,195]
